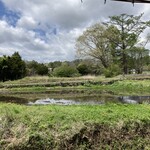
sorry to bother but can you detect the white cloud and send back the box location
[0,0,150,62]
[17,16,38,29]
[0,19,83,62]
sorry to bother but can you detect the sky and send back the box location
[0,0,150,62]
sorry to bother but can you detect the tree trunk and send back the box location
[122,52,128,74]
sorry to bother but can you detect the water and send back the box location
[28,96,150,105]
[0,95,150,105]
[118,96,150,104]
[0,96,28,104]
[28,98,104,105]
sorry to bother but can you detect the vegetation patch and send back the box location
[0,104,150,149]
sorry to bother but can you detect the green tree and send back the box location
[76,13,150,74]
[106,13,150,74]
[104,64,121,78]
[48,61,62,70]
[0,56,9,82]
[26,61,48,76]
[52,64,79,77]
[77,63,89,75]
[0,52,26,81]
[26,60,39,76]
[128,47,149,74]
[72,59,103,75]
[36,63,48,75]
[8,52,26,80]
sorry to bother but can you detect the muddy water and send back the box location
[0,96,28,104]
[118,96,150,104]
[0,94,149,105]
[28,96,150,105]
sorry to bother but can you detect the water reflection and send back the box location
[28,98,104,105]
[0,95,150,105]
[0,96,28,104]
[119,96,150,104]
[28,96,150,105]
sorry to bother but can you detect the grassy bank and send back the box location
[87,80,150,95]
[0,103,150,149]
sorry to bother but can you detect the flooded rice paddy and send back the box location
[28,95,150,105]
[0,92,150,105]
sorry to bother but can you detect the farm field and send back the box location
[0,75,150,149]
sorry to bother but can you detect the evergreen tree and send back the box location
[0,52,26,81]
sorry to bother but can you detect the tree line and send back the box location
[0,52,49,82]
[0,51,150,82]
[0,52,102,81]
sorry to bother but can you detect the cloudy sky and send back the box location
[0,0,150,62]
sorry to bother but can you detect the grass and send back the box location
[0,75,150,92]
[0,76,102,85]
[88,80,150,95]
[0,103,150,149]
[0,75,150,149]
[0,76,150,104]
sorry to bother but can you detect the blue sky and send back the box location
[0,1,20,26]
[0,1,6,17]
[0,0,149,62]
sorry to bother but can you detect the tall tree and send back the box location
[9,52,26,80]
[76,13,150,74]
[0,52,26,81]
[0,56,9,82]
[105,13,150,74]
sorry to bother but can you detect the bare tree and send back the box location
[76,24,113,68]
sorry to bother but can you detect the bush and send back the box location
[52,64,80,77]
[104,64,121,78]
[77,63,89,75]
[26,61,48,76]
[36,64,49,75]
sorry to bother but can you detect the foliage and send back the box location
[1,75,150,98]
[0,104,150,149]
[48,61,62,70]
[76,13,150,75]
[76,23,113,68]
[74,59,103,75]
[104,64,121,78]
[77,63,89,75]
[0,52,26,82]
[106,13,150,74]
[26,60,48,76]
[52,64,80,77]
[127,47,149,74]
[36,63,49,75]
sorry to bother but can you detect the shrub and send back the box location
[26,61,48,76]
[104,64,121,78]
[52,64,80,77]
[36,64,49,75]
[77,63,89,75]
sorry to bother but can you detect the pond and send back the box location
[28,96,150,105]
[0,94,150,105]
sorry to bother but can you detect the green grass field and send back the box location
[0,75,150,149]
[0,103,150,149]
